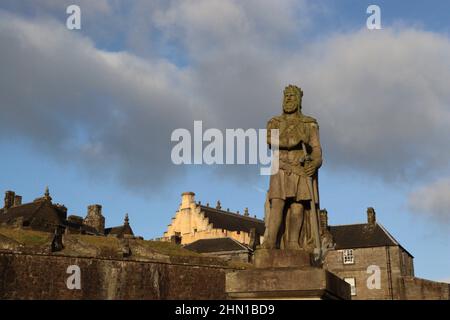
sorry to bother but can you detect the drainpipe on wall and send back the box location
[385,246,394,300]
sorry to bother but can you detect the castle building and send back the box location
[163,192,450,300]
[0,188,134,239]
[163,192,263,246]
[0,188,67,232]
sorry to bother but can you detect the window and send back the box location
[343,249,354,264]
[344,277,357,296]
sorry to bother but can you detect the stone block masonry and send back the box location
[0,251,229,299]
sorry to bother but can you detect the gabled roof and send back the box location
[184,237,250,253]
[104,224,134,237]
[0,202,44,223]
[0,200,65,227]
[199,205,265,235]
[330,223,397,249]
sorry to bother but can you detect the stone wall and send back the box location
[0,251,229,299]
[399,277,450,300]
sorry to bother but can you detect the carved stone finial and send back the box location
[244,207,249,216]
[124,213,129,226]
[216,200,221,210]
[44,186,52,201]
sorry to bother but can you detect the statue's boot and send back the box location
[261,238,276,249]
[285,241,301,250]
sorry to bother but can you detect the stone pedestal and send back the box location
[226,249,351,300]
[254,248,311,268]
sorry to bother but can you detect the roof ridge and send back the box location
[376,223,399,246]
[195,237,231,242]
[227,237,250,250]
[200,205,263,222]
[329,222,368,227]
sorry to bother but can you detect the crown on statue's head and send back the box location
[283,84,303,97]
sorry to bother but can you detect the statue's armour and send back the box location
[267,113,321,202]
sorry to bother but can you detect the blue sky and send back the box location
[1,1,450,283]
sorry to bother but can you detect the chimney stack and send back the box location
[181,192,195,209]
[320,209,328,234]
[367,207,376,225]
[13,195,22,207]
[84,204,105,234]
[4,191,15,209]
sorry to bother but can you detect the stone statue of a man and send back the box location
[263,85,322,253]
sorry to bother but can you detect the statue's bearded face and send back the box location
[282,89,301,114]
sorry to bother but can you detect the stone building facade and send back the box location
[163,192,263,246]
[163,192,450,300]
[321,208,419,299]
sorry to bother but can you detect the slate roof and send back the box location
[104,224,134,237]
[200,205,265,235]
[184,237,250,253]
[329,223,399,249]
[0,200,66,227]
[0,202,44,223]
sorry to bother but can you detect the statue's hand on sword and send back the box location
[304,162,317,177]
[300,142,316,177]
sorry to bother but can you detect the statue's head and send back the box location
[282,85,303,114]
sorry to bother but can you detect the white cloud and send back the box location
[408,178,450,223]
[1,2,450,193]
[0,10,197,190]
[286,29,450,182]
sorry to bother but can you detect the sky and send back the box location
[0,0,449,283]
